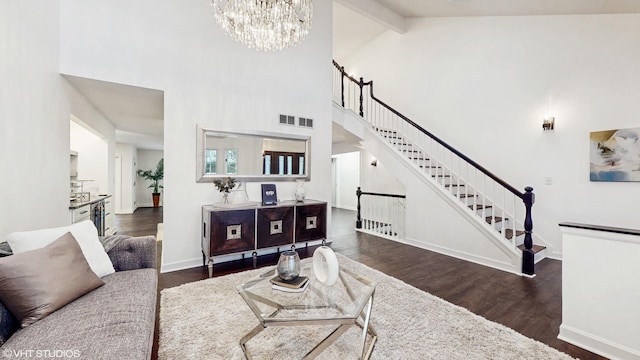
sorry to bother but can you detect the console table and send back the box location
[202,200,326,277]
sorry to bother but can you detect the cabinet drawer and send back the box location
[257,206,294,249]
[71,206,91,223]
[104,198,114,213]
[209,209,255,256]
[295,203,326,242]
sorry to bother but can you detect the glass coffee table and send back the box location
[237,263,377,359]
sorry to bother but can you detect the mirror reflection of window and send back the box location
[287,156,293,175]
[225,149,238,174]
[205,149,217,174]
[278,155,285,175]
[298,157,304,175]
[263,155,271,175]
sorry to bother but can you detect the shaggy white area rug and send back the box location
[159,255,573,360]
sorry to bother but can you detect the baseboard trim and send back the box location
[558,324,640,360]
[335,205,357,211]
[400,236,522,276]
[161,258,203,273]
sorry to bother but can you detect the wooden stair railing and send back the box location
[335,60,542,276]
[356,187,406,240]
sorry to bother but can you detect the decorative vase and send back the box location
[313,246,339,286]
[295,179,306,202]
[277,250,301,282]
[221,192,230,204]
[230,181,249,204]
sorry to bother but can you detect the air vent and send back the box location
[279,114,295,125]
[298,117,313,128]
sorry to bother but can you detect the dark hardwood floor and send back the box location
[113,207,163,237]
[115,206,603,360]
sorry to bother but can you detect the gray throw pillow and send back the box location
[0,232,105,327]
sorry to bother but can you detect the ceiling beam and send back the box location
[335,0,406,34]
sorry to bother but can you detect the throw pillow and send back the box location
[7,220,115,277]
[0,232,105,327]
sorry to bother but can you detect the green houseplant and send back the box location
[137,158,164,208]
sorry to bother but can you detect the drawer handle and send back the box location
[79,210,89,215]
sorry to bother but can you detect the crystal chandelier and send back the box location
[211,0,313,52]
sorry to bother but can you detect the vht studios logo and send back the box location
[2,349,81,358]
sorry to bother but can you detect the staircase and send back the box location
[333,61,547,276]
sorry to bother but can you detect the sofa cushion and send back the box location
[0,232,105,327]
[1,268,157,360]
[7,220,115,277]
[0,303,18,346]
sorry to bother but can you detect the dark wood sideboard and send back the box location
[202,200,327,277]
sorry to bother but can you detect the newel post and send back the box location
[358,77,364,117]
[340,66,345,107]
[356,187,362,229]
[522,186,535,276]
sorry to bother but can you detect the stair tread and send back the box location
[517,244,546,253]
[444,184,465,187]
[456,193,478,198]
[469,204,492,210]
[485,216,506,223]
[503,229,525,239]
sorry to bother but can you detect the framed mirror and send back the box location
[196,125,311,182]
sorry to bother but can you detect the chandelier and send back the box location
[211,0,313,52]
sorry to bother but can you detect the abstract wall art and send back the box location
[590,127,640,182]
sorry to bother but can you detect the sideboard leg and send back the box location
[207,259,214,278]
[252,251,258,269]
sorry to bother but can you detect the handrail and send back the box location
[358,191,406,199]
[333,61,524,199]
[356,187,406,238]
[337,60,537,275]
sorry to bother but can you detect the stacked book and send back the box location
[270,276,309,293]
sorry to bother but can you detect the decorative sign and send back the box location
[261,184,277,205]
[590,127,640,182]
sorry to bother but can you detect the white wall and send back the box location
[115,143,137,214]
[70,117,108,195]
[333,151,360,210]
[0,0,70,240]
[343,14,640,257]
[136,149,164,207]
[559,226,640,360]
[359,149,405,195]
[60,0,333,272]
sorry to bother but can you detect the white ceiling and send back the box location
[63,75,164,150]
[66,0,640,150]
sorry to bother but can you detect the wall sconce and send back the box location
[542,117,555,131]
[370,159,377,167]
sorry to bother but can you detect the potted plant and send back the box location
[213,177,236,204]
[137,158,164,208]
